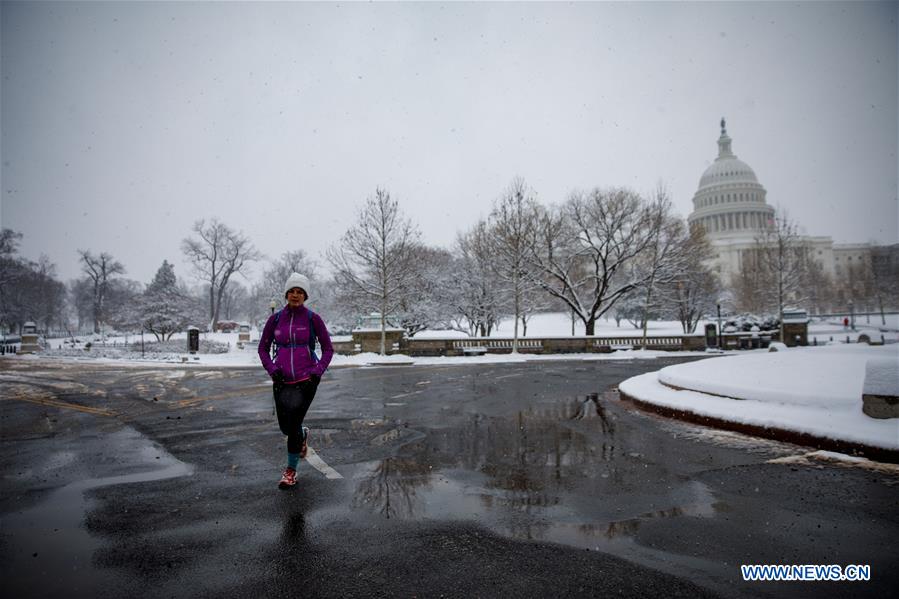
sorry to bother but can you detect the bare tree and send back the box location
[731,250,772,315]
[630,187,690,348]
[327,188,420,355]
[529,188,658,335]
[666,224,719,334]
[798,256,834,315]
[754,209,811,342]
[488,177,540,352]
[243,250,323,327]
[0,230,24,331]
[0,229,22,288]
[181,219,260,331]
[870,243,899,324]
[78,250,126,333]
[0,234,67,334]
[518,290,551,337]
[69,278,95,332]
[260,250,319,304]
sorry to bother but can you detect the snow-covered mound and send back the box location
[619,344,899,451]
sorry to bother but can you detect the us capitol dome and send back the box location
[687,119,899,308]
[684,118,868,285]
[687,118,775,244]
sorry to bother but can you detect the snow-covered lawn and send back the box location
[619,343,899,451]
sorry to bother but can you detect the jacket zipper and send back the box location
[288,312,296,380]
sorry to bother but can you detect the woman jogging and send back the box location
[258,272,334,489]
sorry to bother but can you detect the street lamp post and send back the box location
[716,303,723,349]
[270,298,277,315]
[848,300,855,332]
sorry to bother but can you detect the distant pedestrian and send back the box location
[258,272,334,490]
[843,317,849,329]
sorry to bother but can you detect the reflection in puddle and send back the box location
[2,428,193,597]
[570,392,615,434]
[349,393,720,552]
[352,458,433,519]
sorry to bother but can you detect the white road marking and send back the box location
[305,447,343,479]
[389,389,424,399]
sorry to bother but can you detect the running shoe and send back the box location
[278,467,297,489]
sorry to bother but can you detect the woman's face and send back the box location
[286,287,306,308]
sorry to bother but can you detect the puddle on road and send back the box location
[1,427,193,597]
[339,392,722,553]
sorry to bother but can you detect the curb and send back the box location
[619,390,899,464]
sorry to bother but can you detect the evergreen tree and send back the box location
[138,261,197,341]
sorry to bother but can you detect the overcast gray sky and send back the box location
[2,1,897,285]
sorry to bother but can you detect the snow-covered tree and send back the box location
[453,220,503,336]
[181,219,260,331]
[102,278,142,332]
[529,188,659,335]
[327,188,420,354]
[134,261,199,341]
[488,177,540,352]
[391,245,455,337]
[78,249,126,333]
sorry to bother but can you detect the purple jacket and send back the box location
[258,305,333,384]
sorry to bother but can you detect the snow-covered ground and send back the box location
[619,343,899,451]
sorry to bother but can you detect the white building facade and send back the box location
[687,119,867,285]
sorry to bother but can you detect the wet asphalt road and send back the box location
[1,356,897,598]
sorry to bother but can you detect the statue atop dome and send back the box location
[720,117,726,135]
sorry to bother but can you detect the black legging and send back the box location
[273,379,319,453]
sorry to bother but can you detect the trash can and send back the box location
[704,323,718,348]
[187,326,200,354]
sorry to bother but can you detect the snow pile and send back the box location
[657,346,868,407]
[862,357,899,397]
[619,344,899,450]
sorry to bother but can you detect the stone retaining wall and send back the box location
[333,334,706,356]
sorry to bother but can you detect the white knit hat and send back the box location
[283,272,311,298]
